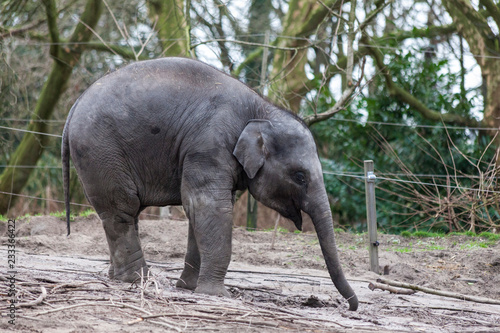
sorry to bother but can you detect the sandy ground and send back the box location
[1,214,500,332]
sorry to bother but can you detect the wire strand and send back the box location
[3,33,500,61]
[0,190,168,219]
[0,125,62,138]
[0,191,91,208]
[0,118,66,123]
[329,118,496,131]
[1,116,498,140]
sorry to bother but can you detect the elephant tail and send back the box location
[62,100,79,236]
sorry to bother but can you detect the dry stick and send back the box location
[143,312,280,328]
[17,287,47,308]
[436,313,497,327]
[392,304,500,316]
[368,282,416,295]
[130,311,277,328]
[377,278,500,305]
[51,280,110,293]
[270,213,281,249]
[30,301,182,330]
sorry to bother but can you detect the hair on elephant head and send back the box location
[234,117,321,231]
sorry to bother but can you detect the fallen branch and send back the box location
[392,304,500,316]
[377,278,500,305]
[30,300,183,331]
[368,282,416,295]
[147,311,280,328]
[18,287,47,308]
[51,280,110,293]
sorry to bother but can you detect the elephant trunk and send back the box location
[304,188,359,311]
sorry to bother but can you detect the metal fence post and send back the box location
[364,160,379,274]
[246,30,270,232]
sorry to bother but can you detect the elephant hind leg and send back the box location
[177,222,200,290]
[90,189,148,283]
[99,210,148,282]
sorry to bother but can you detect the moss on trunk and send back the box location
[0,0,103,214]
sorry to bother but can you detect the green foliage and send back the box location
[401,231,412,238]
[49,210,75,221]
[478,232,500,241]
[309,48,494,234]
[401,230,445,238]
[49,211,66,218]
[393,247,412,253]
[410,231,445,238]
[400,230,499,248]
[79,209,96,218]
[448,231,477,237]
[460,241,490,250]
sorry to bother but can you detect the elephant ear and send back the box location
[233,120,273,179]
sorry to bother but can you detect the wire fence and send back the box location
[2,123,498,195]
[2,116,500,138]
[0,167,498,214]
[3,33,500,61]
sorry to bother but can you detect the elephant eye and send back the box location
[293,171,306,185]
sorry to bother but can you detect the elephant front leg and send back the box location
[101,212,148,282]
[177,222,200,290]
[194,211,232,297]
[181,190,233,297]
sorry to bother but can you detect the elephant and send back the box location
[62,57,358,311]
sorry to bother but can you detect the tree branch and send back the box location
[0,0,104,214]
[377,278,500,305]
[355,0,390,35]
[480,0,500,29]
[362,35,481,128]
[0,19,46,40]
[75,42,148,60]
[69,0,103,45]
[442,0,498,60]
[41,0,60,58]
[304,84,356,126]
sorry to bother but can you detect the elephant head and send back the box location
[233,116,359,311]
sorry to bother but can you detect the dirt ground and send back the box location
[1,214,500,332]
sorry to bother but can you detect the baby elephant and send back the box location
[62,57,358,311]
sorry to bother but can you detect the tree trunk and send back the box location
[0,0,103,214]
[269,0,339,113]
[442,0,500,163]
[147,0,190,57]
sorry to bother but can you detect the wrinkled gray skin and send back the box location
[62,57,358,311]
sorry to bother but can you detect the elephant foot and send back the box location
[108,264,115,279]
[195,282,230,297]
[113,266,149,283]
[109,257,149,283]
[176,274,198,291]
[176,264,199,290]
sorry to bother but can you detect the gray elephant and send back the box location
[62,57,358,311]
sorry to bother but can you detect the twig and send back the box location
[435,313,497,327]
[270,213,281,249]
[51,280,110,293]
[147,312,280,328]
[391,304,500,316]
[29,300,183,331]
[377,278,500,305]
[368,282,416,295]
[18,287,47,308]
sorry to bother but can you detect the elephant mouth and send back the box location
[281,204,303,231]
